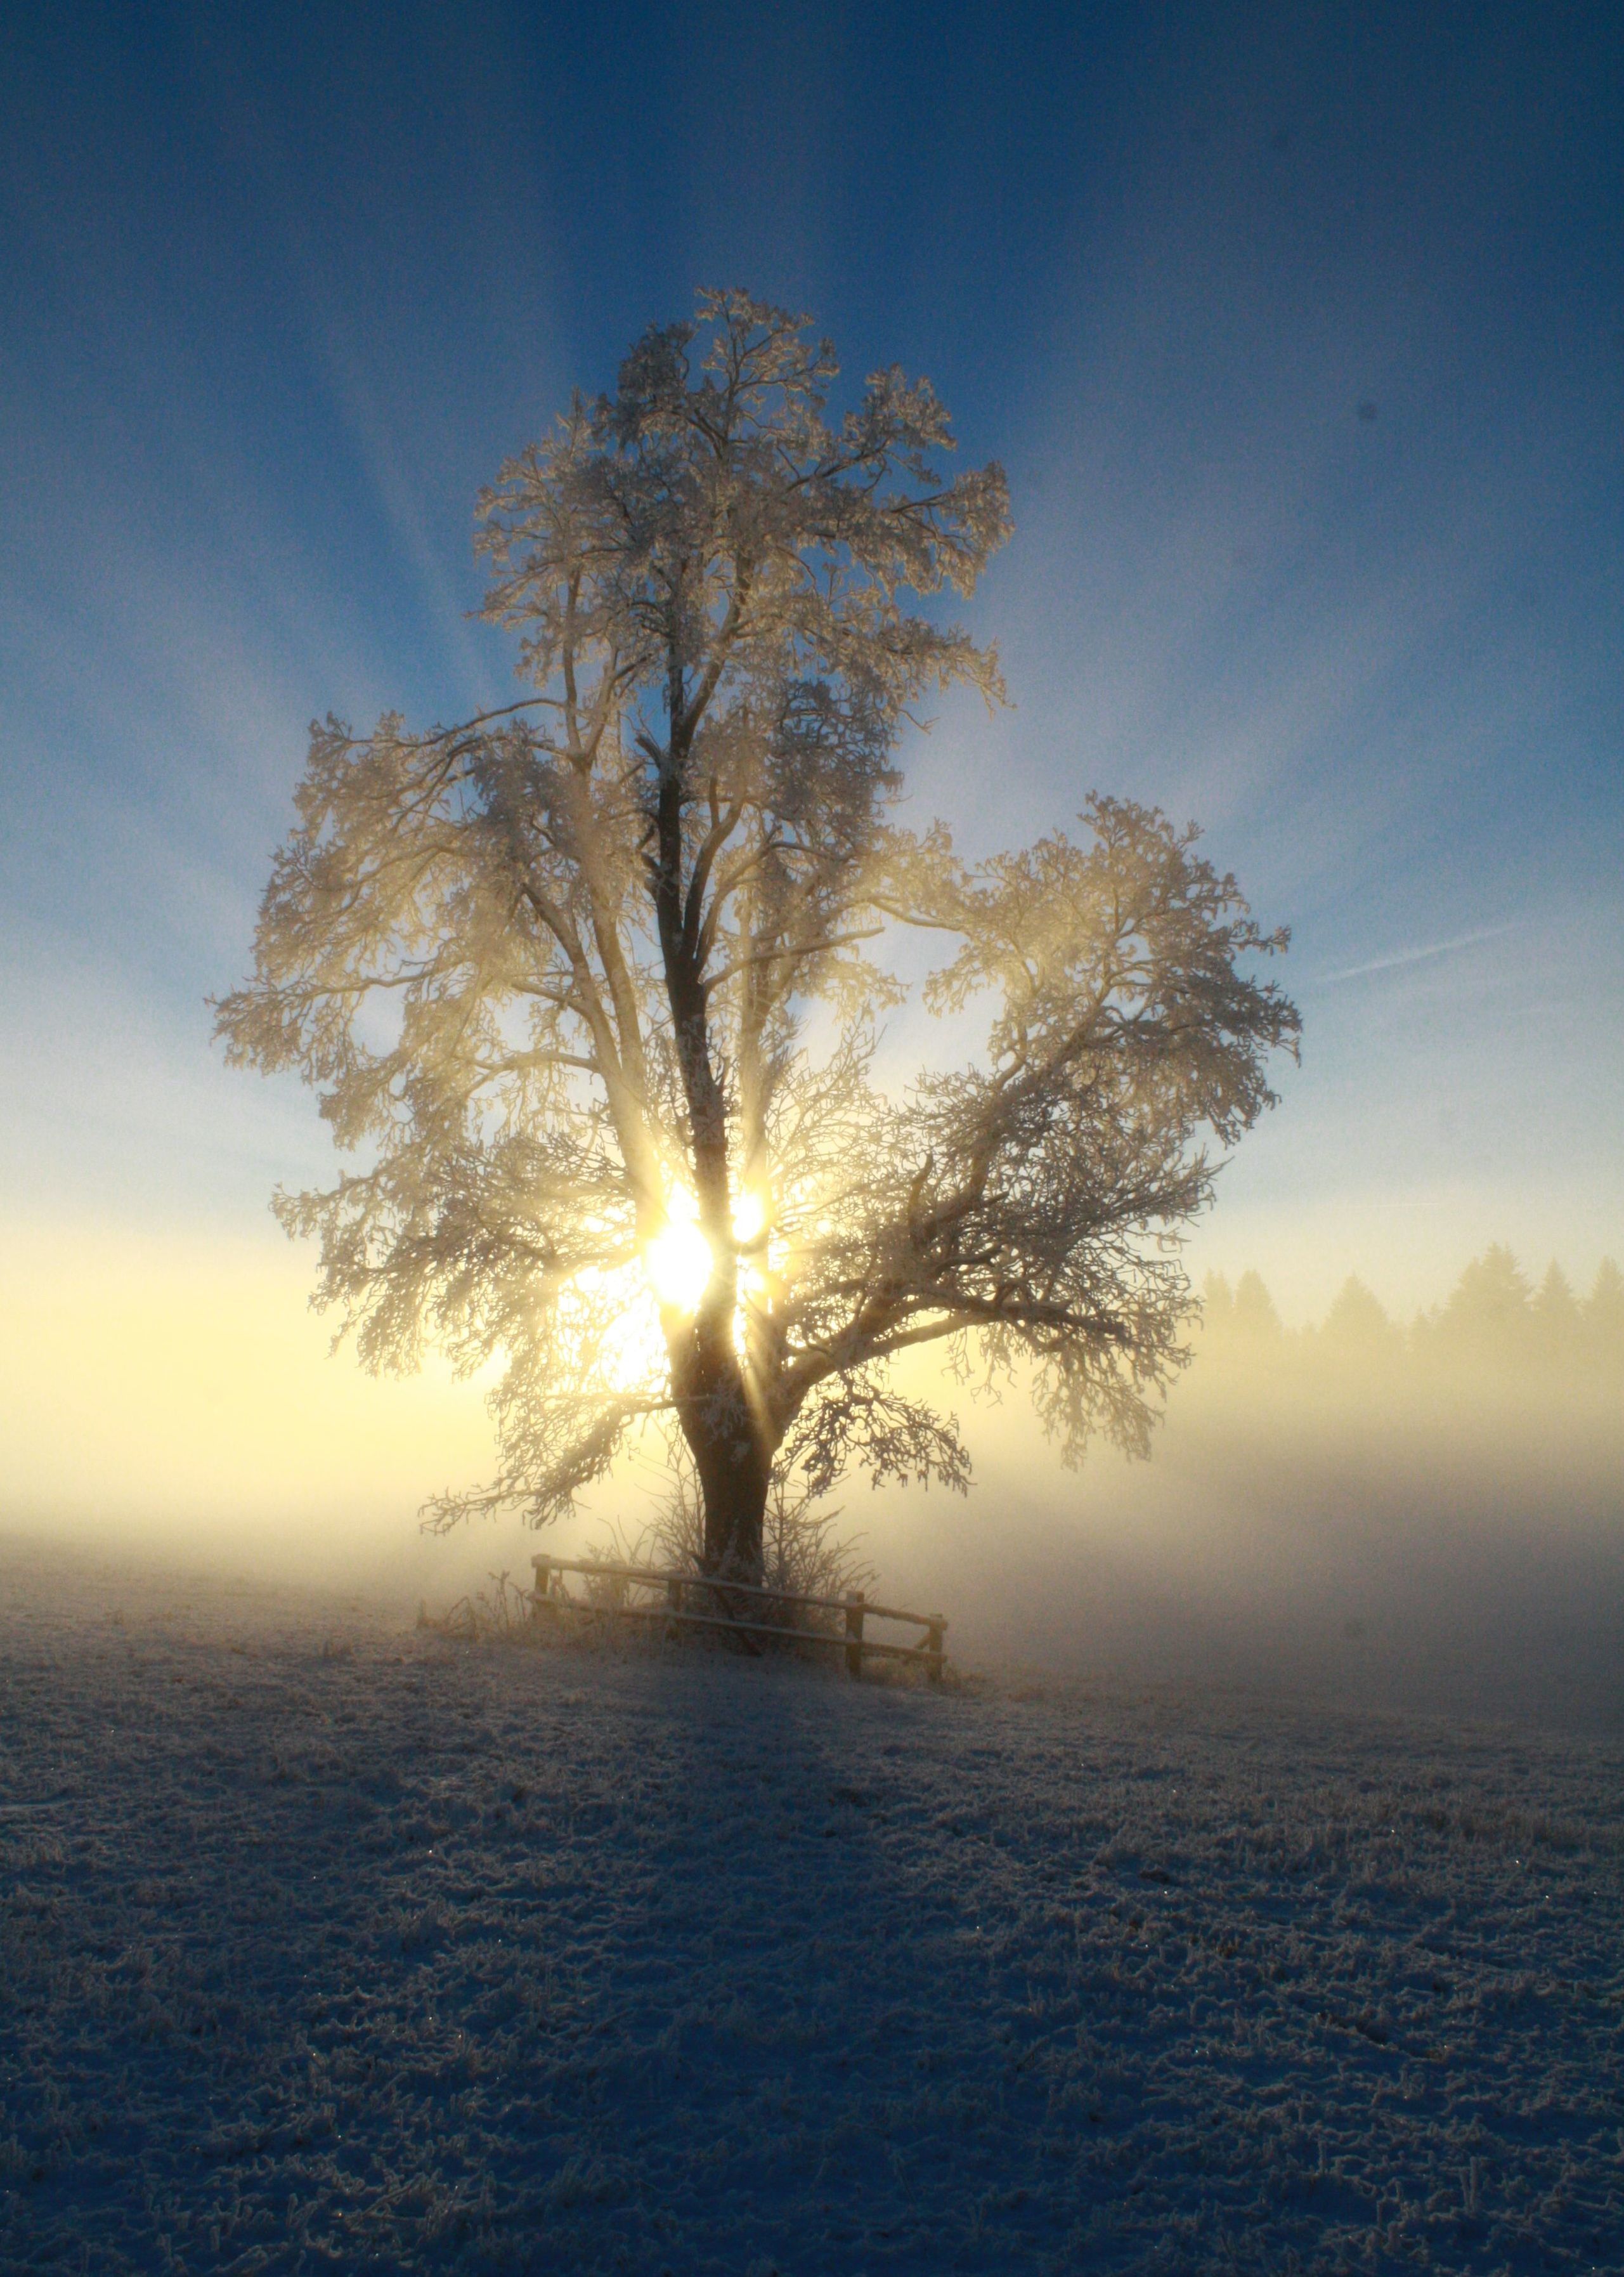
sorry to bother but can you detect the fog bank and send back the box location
[4,1236,1620,1730]
[871,1255,1624,1730]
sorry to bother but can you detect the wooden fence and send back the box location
[529,1555,947,1683]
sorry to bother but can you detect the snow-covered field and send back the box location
[2,1539,1621,2274]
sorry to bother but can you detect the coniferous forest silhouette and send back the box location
[1195,1246,1624,1399]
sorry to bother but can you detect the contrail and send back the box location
[1309,920,1523,989]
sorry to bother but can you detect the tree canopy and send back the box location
[217,290,1301,1581]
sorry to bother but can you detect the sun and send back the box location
[642,1187,770,1314]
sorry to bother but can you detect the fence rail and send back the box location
[529,1555,947,1683]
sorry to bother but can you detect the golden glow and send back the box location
[731,1188,766,1245]
[644,1192,713,1312]
[562,1260,668,1387]
[640,1184,767,1315]
[0,1219,493,1533]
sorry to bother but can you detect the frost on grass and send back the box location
[1,1541,1621,2274]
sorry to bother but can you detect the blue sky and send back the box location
[3,0,1620,1319]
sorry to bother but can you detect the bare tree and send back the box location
[216,290,1300,1583]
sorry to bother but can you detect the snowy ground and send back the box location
[2,1539,1621,2274]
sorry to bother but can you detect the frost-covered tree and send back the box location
[1531,1261,1582,1359]
[1320,1274,1400,1361]
[1584,1258,1624,1352]
[1432,1244,1535,1362]
[216,290,1300,1582]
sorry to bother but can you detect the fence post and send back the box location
[844,1591,866,1679]
[665,1574,684,1640]
[925,1616,945,1687]
[530,1555,554,1622]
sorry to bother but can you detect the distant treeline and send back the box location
[1195,1246,1624,1386]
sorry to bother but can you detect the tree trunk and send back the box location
[694,1426,771,1584]
[667,1304,774,1584]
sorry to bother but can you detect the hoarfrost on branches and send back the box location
[216,289,1300,1579]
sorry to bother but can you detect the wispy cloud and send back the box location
[1307,922,1524,989]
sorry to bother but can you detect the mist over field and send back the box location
[875,1254,1624,1731]
[6,1238,1619,1732]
